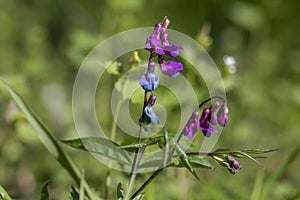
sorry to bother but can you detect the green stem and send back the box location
[124,91,148,199]
[131,168,164,199]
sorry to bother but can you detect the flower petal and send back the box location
[160,61,183,78]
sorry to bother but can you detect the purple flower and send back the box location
[160,61,183,78]
[162,44,184,58]
[146,23,162,48]
[158,56,183,78]
[198,108,218,137]
[139,60,159,91]
[209,101,220,126]
[227,157,241,174]
[217,104,229,127]
[183,110,199,139]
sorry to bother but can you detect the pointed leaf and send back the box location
[139,151,164,169]
[119,135,164,149]
[243,149,279,154]
[169,156,212,169]
[173,142,199,180]
[62,137,131,165]
[39,181,50,200]
[0,80,96,200]
[0,185,12,200]
[232,151,261,165]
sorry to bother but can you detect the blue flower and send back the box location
[143,104,160,132]
[139,60,159,91]
[139,72,159,91]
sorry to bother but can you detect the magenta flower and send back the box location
[183,110,199,139]
[146,23,162,48]
[198,108,218,137]
[227,157,241,174]
[162,44,184,58]
[142,17,184,89]
[217,104,229,127]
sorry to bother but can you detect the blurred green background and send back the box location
[0,0,300,199]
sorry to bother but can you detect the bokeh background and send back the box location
[0,0,299,199]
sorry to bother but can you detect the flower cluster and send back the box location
[139,17,184,91]
[139,17,184,131]
[183,97,229,139]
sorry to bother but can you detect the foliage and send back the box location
[0,0,300,199]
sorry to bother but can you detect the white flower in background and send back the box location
[223,55,237,74]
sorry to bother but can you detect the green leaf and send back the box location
[0,185,12,200]
[139,151,164,169]
[243,149,279,154]
[70,186,80,200]
[169,156,212,169]
[185,156,212,169]
[0,80,97,200]
[119,135,164,149]
[173,142,199,180]
[232,151,261,165]
[117,183,124,200]
[62,137,132,165]
[39,181,50,200]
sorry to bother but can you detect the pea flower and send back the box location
[146,23,162,48]
[226,157,241,174]
[158,56,183,78]
[140,95,160,132]
[217,104,229,127]
[141,16,184,91]
[198,108,218,137]
[139,59,159,91]
[183,98,229,139]
[183,110,199,139]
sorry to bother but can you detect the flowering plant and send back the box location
[0,17,277,200]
